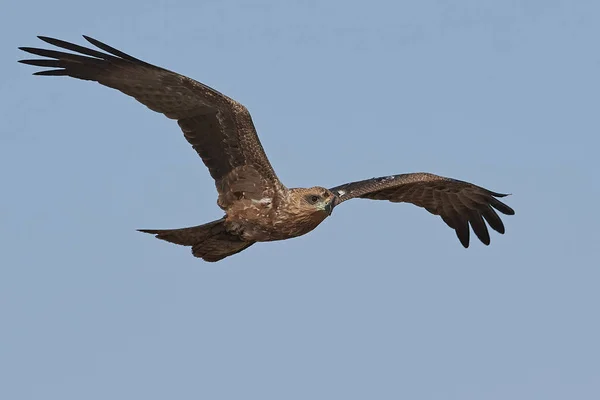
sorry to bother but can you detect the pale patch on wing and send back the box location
[252,198,273,207]
[217,165,277,210]
[337,190,346,196]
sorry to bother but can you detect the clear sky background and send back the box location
[2,1,599,399]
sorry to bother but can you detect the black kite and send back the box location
[19,36,515,261]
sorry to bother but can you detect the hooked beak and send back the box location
[324,197,337,216]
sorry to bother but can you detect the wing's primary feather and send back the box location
[330,173,514,247]
[18,35,282,206]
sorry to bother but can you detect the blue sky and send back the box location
[2,1,599,399]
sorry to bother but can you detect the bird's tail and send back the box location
[138,218,254,262]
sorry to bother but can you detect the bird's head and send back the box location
[290,186,338,218]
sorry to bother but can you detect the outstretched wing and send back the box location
[329,173,515,247]
[19,36,283,208]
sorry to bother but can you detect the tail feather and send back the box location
[138,218,225,246]
[138,218,254,262]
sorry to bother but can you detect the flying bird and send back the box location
[19,36,515,262]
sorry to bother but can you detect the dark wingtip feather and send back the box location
[481,204,506,234]
[82,35,149,65]
[18,59,62,67]
[474,231,491,245]
[36,36,80,50]
[477,233,491,246]
[18,46,40,55]
[37,35,57,44]
[469,211,491,245]
[455,225,470,248]
[489,197,515,216]
[489,191,511,198]
[456,229,470,248]
[33,70,68,76]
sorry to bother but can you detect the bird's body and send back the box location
[225,187,334,242]
[19,36,515,262]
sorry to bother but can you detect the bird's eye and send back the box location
[310,195,319,203]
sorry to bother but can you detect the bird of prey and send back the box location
[19,36,515,262]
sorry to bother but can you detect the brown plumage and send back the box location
[19,36,515,262]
